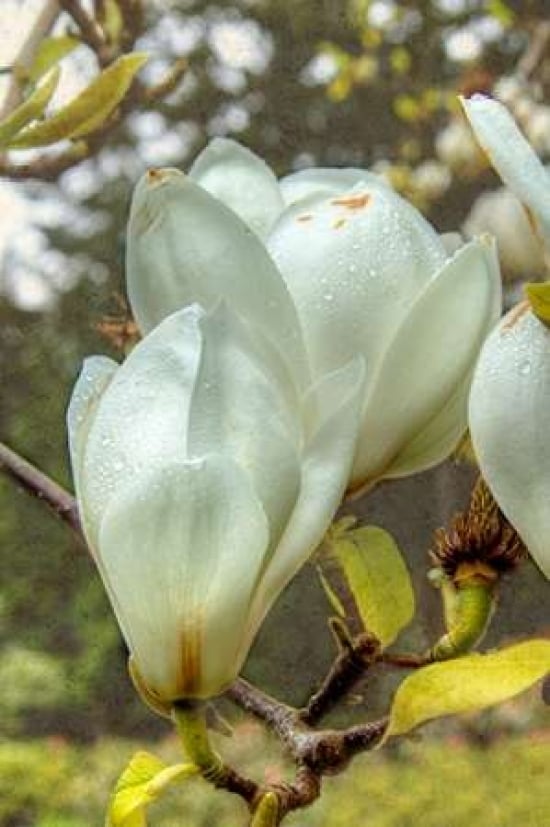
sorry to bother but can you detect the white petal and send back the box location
[247,356,366,633]
[461,95,550,243]
[279,167,390,206]
[469,305,550,578]
[351,238,501,489]
[188,303,301,550]
[98,455,270,700]
[189,137,284,238]
[268,182,447,380]
[381,370,473,481]
[81,305,203,541]
[67,355,118,549]
[126,168,308,387]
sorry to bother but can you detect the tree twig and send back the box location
[0,0,61,119]
[0,440,82,536]
[300,632,380,725]
[0,55,188,182]
[377,651,431,668]
[518,20,550,80]
[59,0,112,65]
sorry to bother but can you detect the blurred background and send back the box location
[0,1,549,825]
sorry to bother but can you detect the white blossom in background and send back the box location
[465,95,550,578]
[126,141,501,495]
[411,160,452,202]
[464,188,546,283]
[435,117,482,174]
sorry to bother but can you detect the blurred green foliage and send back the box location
[0,725,549,827]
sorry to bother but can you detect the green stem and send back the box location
[172,702,225,783]
[430,582,496,661]
[250,793,280,827]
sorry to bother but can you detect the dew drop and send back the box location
[519,359,531,376]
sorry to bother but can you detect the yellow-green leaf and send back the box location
[251,792,279,827]
[325,521,415,647]
[107,750,197,827]
[100,0,125,44]
[525,282,550,326]
[28,35,80,83]
[384,639,550,742]
[487,0,515,26]
[8,52,148,149]
[0,67,60,146]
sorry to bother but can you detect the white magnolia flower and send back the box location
[463,94,550,578]
[68,302,364,702]
[469,303,550,578]
[461,94,550,249]
[127,146,501,493]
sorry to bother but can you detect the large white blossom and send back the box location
[68,301,364,701]
[127,143,501,493]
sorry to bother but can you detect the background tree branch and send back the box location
[0,0,60,119]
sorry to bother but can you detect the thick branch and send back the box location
[227,678,387,774]
[0,440,82,537]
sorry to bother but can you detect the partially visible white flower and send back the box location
[68,302,364,702]
[127,145,501,495]
[461,95,550,249]
[469,303,550,579]
[465,94,550,579]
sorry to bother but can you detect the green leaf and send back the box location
[100,0,125,44]
[525,282,550,327]
[487,0,515,26]
[251,792,279,827]
[324,520,415,647]
[8,52,148,149]
[384,639,550,742]
[107,750,197,827]
[27,35,80,83]
[0,67,60,147]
